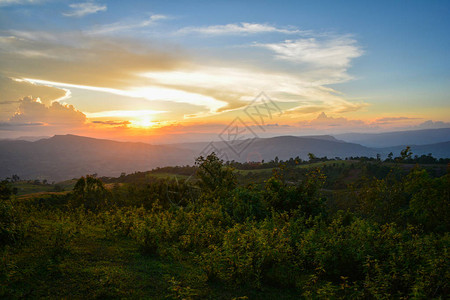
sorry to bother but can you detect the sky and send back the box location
[0,0,449,143]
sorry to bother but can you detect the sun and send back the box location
[130,117,157,128]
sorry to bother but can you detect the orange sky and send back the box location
[1,1,449,143]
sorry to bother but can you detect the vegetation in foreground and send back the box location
[1,151,449,299]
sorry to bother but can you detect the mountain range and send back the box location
[1,128,449,181]
[335,128,450,147]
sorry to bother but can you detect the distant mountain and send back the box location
[0,135,50,142]
[300,135,345,143]
[219,135,377,162]
[0,134,197,181]
[335,128,450,147]
[381,141,450,158]
[1,134,448,181]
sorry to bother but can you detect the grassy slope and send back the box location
[1,205,298,299]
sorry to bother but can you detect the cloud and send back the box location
[0,121,44,131]
[86,14,168,35]
[297,112,368,130]
[0,0,44,6]
[415,120,450,129]
[140,64,367,117]
[178,22,302,35]
[0,100,20,105]
[85,110,167,119]
[9,96,86,126]
[63,2,107,17]
[255,36,362,66]
[91,120,130,126]
[375,116,421,123]
[0,75,68,121]
[0,27,366,121]
[0,30,185,88]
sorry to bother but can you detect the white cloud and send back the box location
[0,25,366,121]
[141,65,367,117]
[9,96,86,125]
[178,22,302,35]
[63,2,106,18]
[0,0,44,6]
[87,14,168,35]
[255,36,363,68]
[21,78,227,116]
[298,112,367,129]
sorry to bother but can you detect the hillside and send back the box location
[224,135,377,161]
[0,135,197,181]
[381,141,450,158]
[335,128,450,147]
[1,133,449,181]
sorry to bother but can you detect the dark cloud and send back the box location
[0,121,45,131]
[375,116,421,122]
[91,120,130,126]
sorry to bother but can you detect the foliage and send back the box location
[0,180,22,246]
[1,153,449,298]
[71,175,109,211]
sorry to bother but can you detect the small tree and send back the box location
[400,146,413,162]
[308,153,317,163]
[0,180,21,245]
[71,175,109,211]
[195,153,236,200]
[387,152,394,162]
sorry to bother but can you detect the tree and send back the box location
[0,180,16,202]
[387,152,394,162]
[308,153,317,163]
[400,146,413,161]
[195,153,236,199]
[72,175,109,211]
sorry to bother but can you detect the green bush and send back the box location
[0,181,22,246]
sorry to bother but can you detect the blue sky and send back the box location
[0,0,449,142]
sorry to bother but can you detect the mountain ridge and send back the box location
[1,133,449,181]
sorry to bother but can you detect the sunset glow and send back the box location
[0,1,448,143]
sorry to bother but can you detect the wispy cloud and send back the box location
[178,22,302,35]
[375,116,421,122]
[255,36,362,67]
[91,120,130,126]
[63,2,106,18]
[0,25,366,123]
[85,110,166,119]
[0,0,44,6]
[87,14,168,35]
